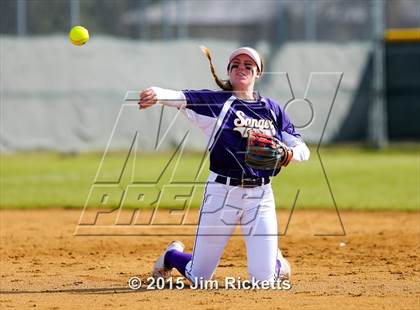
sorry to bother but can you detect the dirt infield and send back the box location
[0,209,419,309]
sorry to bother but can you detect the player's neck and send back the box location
[233,89,255,101]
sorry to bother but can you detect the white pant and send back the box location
[185,172,278,282]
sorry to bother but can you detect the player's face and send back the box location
[228,54,260,90]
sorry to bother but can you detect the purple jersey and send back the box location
[182,89,301,179]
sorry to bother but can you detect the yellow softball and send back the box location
[69,26,89,46]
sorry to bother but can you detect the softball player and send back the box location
[138,47,310,284]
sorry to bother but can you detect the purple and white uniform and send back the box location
[182,89,308,178]
[153,87,309,283]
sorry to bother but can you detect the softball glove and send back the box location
[245,130,293,170]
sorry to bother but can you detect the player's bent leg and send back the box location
[241,186,280,282]
[184,182,240,283]
[245,233,278,282]
[184,234,231,283]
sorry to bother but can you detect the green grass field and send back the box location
[1,146,419,211]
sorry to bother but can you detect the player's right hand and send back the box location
[139,88,158,110]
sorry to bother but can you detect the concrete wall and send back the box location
[1,36,372,153]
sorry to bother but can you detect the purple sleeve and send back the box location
[182,90,231,117]
[280,109,301,138]
[266,97,301,138]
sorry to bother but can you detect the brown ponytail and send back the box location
[200,45,233,91]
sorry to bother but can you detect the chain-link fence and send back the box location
[1,0,419,42]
